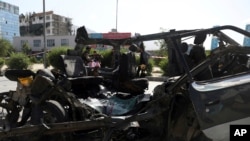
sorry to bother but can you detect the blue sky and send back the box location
[3,0,250,50]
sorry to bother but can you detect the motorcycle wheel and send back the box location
[41,100,68,123]
[33,100,70,141]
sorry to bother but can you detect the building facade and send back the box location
[243,24,250,47]
[13,31,132,52]
[19,11,73,36]
[210,25,220,50]
[0,0,20,42]
[13,35,76,52]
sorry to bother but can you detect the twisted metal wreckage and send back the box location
[0,25,250,141]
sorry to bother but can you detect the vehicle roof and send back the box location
[77,25,250,47]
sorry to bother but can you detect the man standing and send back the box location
[81,46,92,65]
[136,43,150,77]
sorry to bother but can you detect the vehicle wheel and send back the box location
[41,100,68,123]
[36,100,70,141]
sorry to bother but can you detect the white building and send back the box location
[19,11,73,36]
[13,35,75,52]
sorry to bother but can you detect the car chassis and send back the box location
[1,25,250,141]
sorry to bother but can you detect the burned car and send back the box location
[149,25,250,141]
[0,25,250,141]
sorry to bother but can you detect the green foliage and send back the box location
[0,39,14,57]
[154,40,168,50]
[120,47,128,53]
[99,49,113,68]
[205,50,211,56]
[154,27,168,50]
[159,58,169,76]
[147,58,154,76]
[154,49,168,57]
[6,53,30,69]
[47,47,70,70]
[0,58,5,68]
[29,56,42,63]
[22,42,32,55]
[152,57,166,67]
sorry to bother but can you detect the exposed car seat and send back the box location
[60,55,104,98]
[118,52,148,94]
[191,34,213,81]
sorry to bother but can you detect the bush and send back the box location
[99,48,127,68]
[29,56,40,63]
[147,58,154,76]
[47,47,70,70]
[99,49,113,68]
[0,58,4,68]
[6,53,30,69]
[152,57,165,67]
[0,39,14,57]
[159,58,168,76]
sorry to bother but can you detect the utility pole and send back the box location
[43,0,47,68]
[116,0,118,32]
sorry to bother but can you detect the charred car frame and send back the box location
[0,25,250,141]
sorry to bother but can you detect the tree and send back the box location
[22,42,32,55]
[154,27,168,57]
[6,53,30,69]
[0,39,14,57]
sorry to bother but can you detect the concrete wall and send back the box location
[13,35,76,52]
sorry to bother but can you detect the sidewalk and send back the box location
[28,64,53,72]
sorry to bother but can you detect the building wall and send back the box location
[0,1,20,42]
[13,35,76,52]
[19,11,72,36]
[243,24,250,47]
[210,25,220,50]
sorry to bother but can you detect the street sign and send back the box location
[103,32,131,39]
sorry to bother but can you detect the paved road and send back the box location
[0,76,163,95]
[0,76,16,92]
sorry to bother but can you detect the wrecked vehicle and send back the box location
[58,26,149,96]
[0,25,250,141]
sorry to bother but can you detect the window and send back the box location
[61,39,69,46]
[33,40,41,47]
[47,39,55,47]
[46,15,50,20]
